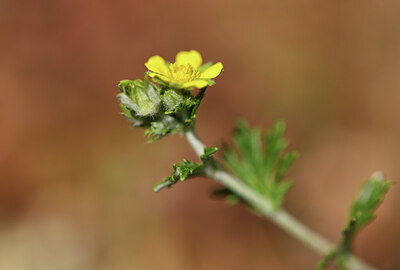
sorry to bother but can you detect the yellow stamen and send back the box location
[168,63,201,83]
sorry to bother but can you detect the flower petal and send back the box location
[182,80,208,89]
[145,55,170,76]
[175,50,202,69]
[148,72,170,83]
[200,62,223,79]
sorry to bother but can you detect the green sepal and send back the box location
[205,79,216,86]
[144,115,182,142]
[146,72,168,86]
[119,103,144,127]
[162,89,185,112]
[185,87,207,124]
[197,62,213,72]
[117,79,161,117]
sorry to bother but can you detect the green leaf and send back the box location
[188,87,207,121]
[316,171,392,269]
[153,159,204,192]
[342,171,392,250]
[201,147,218,159]
[222,119,297,209]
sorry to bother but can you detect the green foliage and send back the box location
[153,159,204,192]
[317,172,392,269]
[201,146,218,159]
[154,146,218,192]
[340,171,392,252]
[222,120,297,209]
[347,172,392,237]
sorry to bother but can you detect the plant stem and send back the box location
[183,128,378,270]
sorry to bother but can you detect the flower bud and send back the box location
[163,89,184,112]
[117,79,161,117]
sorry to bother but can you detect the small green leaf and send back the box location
[153,159,204,192]
[153,179,174,192]
[201,147,218,159]
[316,171,392,269]
[188,87,206,120]
[342,171,392,250]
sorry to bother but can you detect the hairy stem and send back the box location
[183,128,378,270]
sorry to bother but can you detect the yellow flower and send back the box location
[145,50,223,90]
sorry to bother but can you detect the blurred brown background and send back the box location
[1,0,399,269]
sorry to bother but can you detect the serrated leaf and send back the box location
[222,119,297,209]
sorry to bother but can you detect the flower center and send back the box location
[169,63,201,83]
